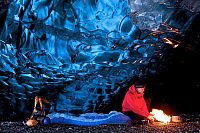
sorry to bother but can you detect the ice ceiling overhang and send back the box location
[0,0,199,117]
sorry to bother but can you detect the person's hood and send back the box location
[128,85,143,97]
[129,85,136,94]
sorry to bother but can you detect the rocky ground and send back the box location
[0,114,200,133]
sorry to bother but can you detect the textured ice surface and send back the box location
[0,0,196,117]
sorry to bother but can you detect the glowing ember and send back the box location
[150,108,171,123]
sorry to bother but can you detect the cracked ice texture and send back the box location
[0,0,189,116]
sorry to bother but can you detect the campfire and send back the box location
[150,108,171,124]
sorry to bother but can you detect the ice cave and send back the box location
[0,0,200,121]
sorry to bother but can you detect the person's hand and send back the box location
[147,114,155,123]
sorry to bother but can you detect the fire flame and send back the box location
[150,108,171,123]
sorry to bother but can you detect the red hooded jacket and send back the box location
[122,85,150,118]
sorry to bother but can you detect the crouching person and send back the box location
[122,79,155,125]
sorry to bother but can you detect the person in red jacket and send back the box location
[122,80,155,123]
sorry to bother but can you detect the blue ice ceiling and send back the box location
[0,0,199,118]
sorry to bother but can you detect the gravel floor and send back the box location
[0,114,200,133]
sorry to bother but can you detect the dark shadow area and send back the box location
[148,12,200,115]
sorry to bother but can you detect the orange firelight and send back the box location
[150,108,171,124]
[162,38,180,48]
